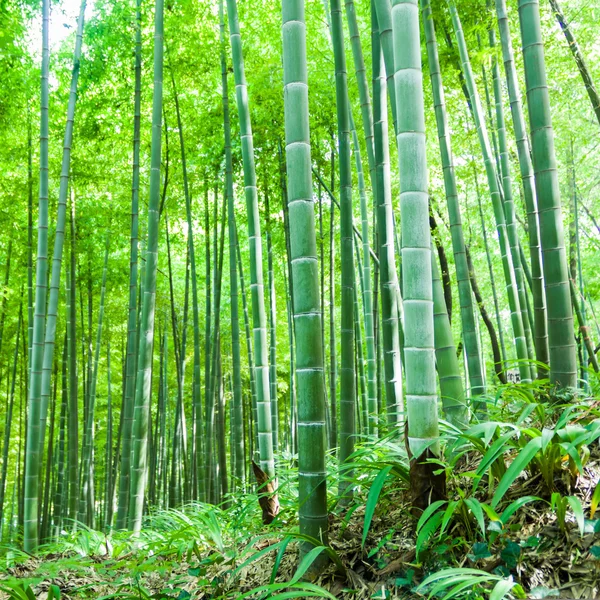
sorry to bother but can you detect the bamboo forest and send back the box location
[1,0,600,597]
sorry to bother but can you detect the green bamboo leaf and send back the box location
[237,582,286,599]
[268,591,335,600]
[270,536,292,585]
[559,442,584,476]
[200,511,224,551]
[416,512,444,560]
[481,503,501,522]
[280,532,345,573]
[500,496,542,525]
[541,428,554,453]
[521,427,541,439]
[474,431,517,490]
[238,581,336,600]
[362,465,393,549]
[0,585,31,600]
[271,583,337,599]
[237,582,286,600]
[418,568,496,589]
[465,498,486,536]
[550,492,562,511]
[237,533,280,557]
[232,539,287,576]
[556,425,587,443]
[571,425,600,450]
[566,496,585,536]
[481,422,500,447]
[341,502,361,532]
[463,422,498,443]
[439,500,459,538]
[555,406,579,430]
[427,574,476,596]
[516,403,539,425]
[290,546,327,583]
[416,500,447,534]
[491,437,542,508]
[590,480,600,519]
[459,434,486,455]
[425,571,500,599]
[489,578,516,600]
[441,577,492,600]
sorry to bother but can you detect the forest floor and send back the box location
[3,417,600,599]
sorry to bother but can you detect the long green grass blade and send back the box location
[491,437,542,508]
[362,465,393,549]
[500,496,541,525]
[416,512,443,560]
[590,480,600,519]
[489,578,516,600]
[464,498,486,536]
[566,495,585,536]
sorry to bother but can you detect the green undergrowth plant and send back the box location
[590,479,600,519]
[550,492,585,536]
[339,428,410,490]
[354,382,600,578]
[54,521,114,557]
[414,490,543,561]
[334,429,410,545]
[1,582,61,600]
[0,459,351,598]
[443,397,600,507]
[3,384,600,598]
[416,494,485,561]
[486,409,600,507]
[0,545,32,569]
[417,568,526,600]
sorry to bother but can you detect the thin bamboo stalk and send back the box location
[226,0,274,480]
[79,236,109,527]
[373,3,403,427]
[330,0,356,499]
[350,118,377,435]
[0,302,21,531]
[52,334,67,535]
[421,0,485,400]
[495,0,548,371]
[116,0,142,530]
[220,0,244,489]
[38,0,87,461]
[129,0,164,533]
[24,0,51,551]
[489,22,535,373]
[449,1,531,383]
